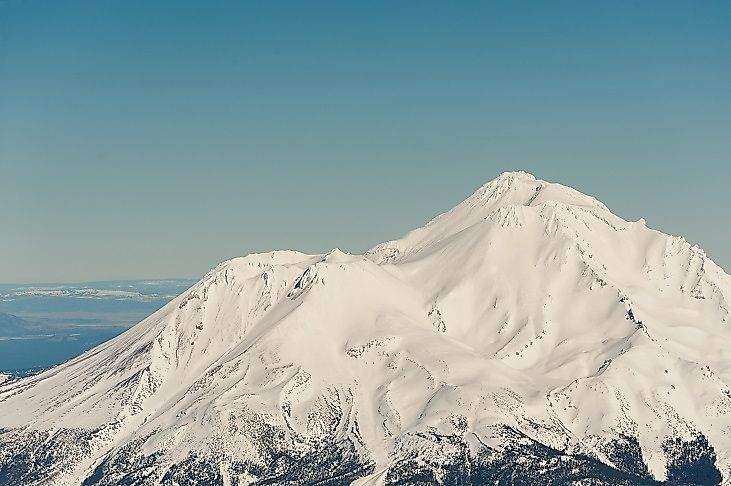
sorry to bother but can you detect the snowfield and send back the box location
[1,171,729,485]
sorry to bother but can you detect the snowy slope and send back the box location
[1,171,730,485]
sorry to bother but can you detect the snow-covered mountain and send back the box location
[1,171,730,485]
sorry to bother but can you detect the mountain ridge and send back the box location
[1,171,729,485]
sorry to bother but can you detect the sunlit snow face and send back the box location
[0,173,729,485]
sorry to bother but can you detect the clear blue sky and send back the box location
[1,1,729,283]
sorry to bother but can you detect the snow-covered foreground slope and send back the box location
[1,171,730,485]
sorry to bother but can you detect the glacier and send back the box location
[1,171,729,485]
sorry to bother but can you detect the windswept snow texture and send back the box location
[1,171,730,485]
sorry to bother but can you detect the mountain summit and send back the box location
[1,172,730,485]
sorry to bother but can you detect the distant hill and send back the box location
[0,312,42,337]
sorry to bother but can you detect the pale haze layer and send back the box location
[1,1,729,283]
